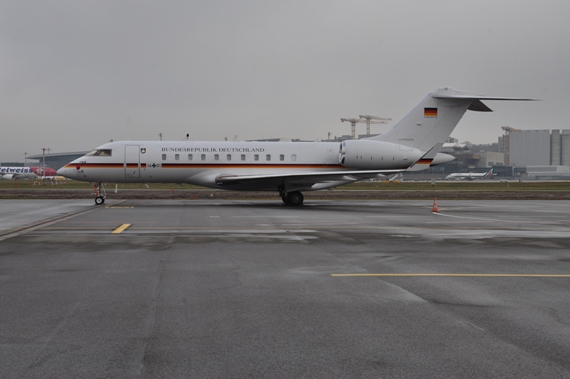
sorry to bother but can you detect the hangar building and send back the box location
[25,152,88,171]
[504,129,570,167]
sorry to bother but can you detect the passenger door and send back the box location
[125,145,140,178]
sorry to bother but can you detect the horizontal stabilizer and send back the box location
[436,90,540,112]
[432,89,538,102]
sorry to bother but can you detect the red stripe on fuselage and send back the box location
[161,163,344,169]
[67,163,123,169]
[67,163,345,170]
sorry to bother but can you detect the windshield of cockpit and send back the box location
[85,149,112,156]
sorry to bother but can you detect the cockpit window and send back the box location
[86,149,112,156]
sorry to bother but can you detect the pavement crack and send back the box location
[137,250,169,376]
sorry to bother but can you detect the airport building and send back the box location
[477,151,505,168]
[500,129,570,166]
[508,130,553,166]
[25,151,88,171]
[406,129,570,180]
[526,165,570,180]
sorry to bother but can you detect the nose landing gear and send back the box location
[93,182,106,205]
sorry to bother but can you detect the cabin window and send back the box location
[254,154,259,161]
[188,154,193,161]
[291,154,297,161]
[227,154,231,161]
[280,154,284,161]
[214,154,219,161]
[241,154,246,161]
[162,154,167,161]
[175,154,180,161]
[86,149,112,157]
[201,154,206,161]
[266,154,271,161]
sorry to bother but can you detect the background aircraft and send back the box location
[0,166,57,180]
[445,167,494,181]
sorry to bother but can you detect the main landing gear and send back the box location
[93,182,106,205]
[281,190,304,206]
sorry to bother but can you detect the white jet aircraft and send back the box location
[445,167,494,181]
[58,87,536,205]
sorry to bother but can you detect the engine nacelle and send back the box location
[339,140,423,169]
[431,152,455,166]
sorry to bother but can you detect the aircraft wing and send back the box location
[214,169,404,191]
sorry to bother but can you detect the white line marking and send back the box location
[434,212,535,223]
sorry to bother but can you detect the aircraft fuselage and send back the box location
[59,140,418,189]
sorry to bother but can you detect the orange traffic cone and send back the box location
[432,197,439,213]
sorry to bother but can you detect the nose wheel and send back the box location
[93,182,106,205]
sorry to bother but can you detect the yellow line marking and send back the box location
[331,273,570,277]
[111,224,131,234]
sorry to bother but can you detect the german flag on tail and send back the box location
[424,108,437,118]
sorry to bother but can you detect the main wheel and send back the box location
[95,196,105,205]
[288,191,304,206]
[282,194,291,205]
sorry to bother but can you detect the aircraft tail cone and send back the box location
[432,197,439,213]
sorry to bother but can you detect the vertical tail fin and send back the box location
[370,87,537,153]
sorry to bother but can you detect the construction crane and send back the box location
[340,118,362,139]
[341,115,391,139]
[359,115,392,136]
[501,126,521,165]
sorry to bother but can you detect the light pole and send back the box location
[41,148,48,173]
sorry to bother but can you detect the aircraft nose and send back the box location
[57,166,71,178]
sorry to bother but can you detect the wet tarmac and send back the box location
[1,199,570,378]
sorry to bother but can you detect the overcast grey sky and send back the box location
[1,0,569,162]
